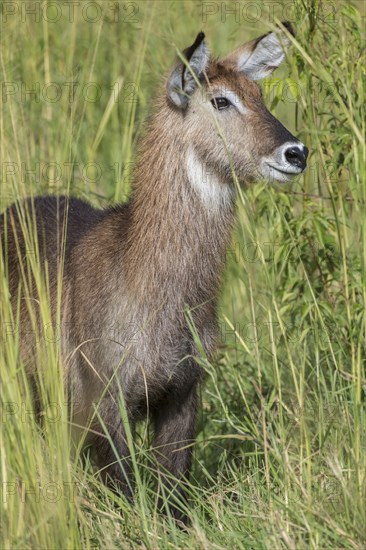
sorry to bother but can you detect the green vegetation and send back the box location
[1,1,365,548]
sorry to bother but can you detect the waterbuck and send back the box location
[1,23,308,521]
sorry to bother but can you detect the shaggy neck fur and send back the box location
[125,97,236,315]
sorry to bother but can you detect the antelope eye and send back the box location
[211,97,231,110]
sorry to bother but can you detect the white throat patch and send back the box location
[186,147,235,212]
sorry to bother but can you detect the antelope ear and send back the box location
[167,32,209,109]
[223,22,294,81]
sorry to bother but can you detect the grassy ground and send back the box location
[1,0,365,548]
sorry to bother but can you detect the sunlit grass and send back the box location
[1,1,365,548]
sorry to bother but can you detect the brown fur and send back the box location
[0,27,305,522]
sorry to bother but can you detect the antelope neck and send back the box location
[125,108,236,306]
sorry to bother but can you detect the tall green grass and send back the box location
[1,1,365,548]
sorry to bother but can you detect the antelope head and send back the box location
[166,24,308,187]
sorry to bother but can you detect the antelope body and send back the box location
[1,24,308,521]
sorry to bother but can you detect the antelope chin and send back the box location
[261,161,304,183]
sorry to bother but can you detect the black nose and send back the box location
[284,145,308,171]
